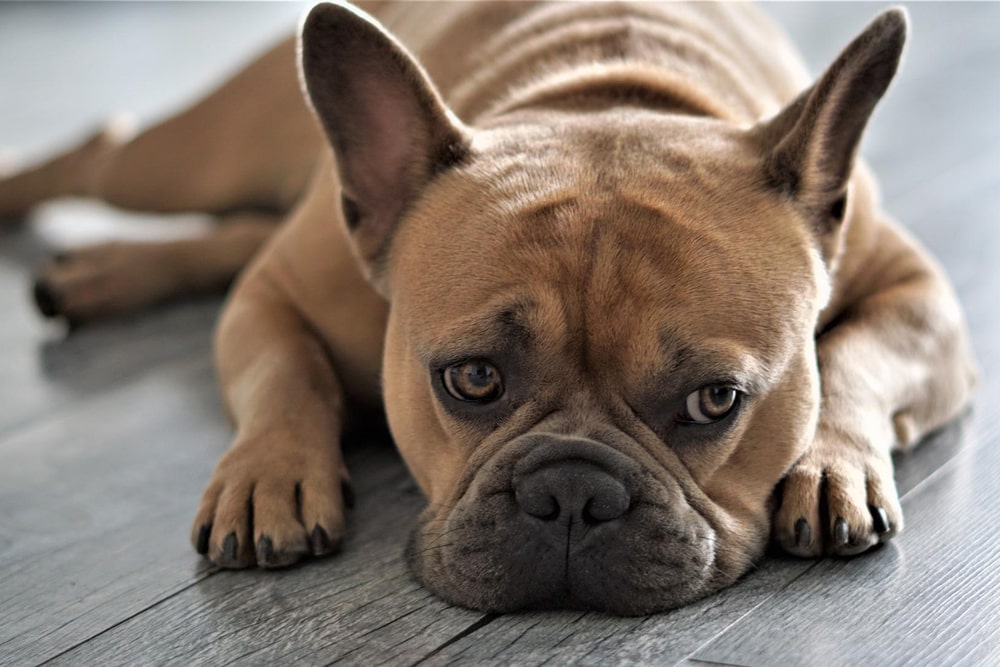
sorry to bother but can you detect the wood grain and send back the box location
[45,447,485,667]
[0,360,224,665]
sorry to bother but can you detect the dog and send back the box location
[0,1,975,614]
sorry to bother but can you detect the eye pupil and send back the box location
[682,385,739,424]
[701,386,735,417]
[444,360,503,402]
[468,364,493,386]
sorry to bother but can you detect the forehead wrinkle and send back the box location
[584,201,736,315]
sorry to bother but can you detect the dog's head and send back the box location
[301,2,907,614]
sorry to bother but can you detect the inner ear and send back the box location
[829,192,847,223]
[754,9,907,226]
[300,1,470,276]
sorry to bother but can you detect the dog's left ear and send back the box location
[300,1,470,280]
[755,8,907,235]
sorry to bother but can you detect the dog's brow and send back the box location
[662,341,768,393]
[422,301,535,365]
[494,305,534,348]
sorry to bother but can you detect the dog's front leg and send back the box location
[191,272,351,568]
[774,210,976,558]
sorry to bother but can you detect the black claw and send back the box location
[871,506,891,534]
[256,535,274,564]
[222,532,238,562]
[196,524,211,555]
[833,517,849,546]
[794,518,811,549]
[311,524,332,555]
[33,280,62,318]
[341,481,356,510]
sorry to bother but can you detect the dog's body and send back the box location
[0,2,975,614]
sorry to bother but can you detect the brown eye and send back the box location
[443,360,503,402]
[682,386,739,424]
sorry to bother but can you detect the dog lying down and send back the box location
[0,2,975,614]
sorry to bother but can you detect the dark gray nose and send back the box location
[515,461,630,525]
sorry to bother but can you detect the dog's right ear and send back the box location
[300,1,470,279]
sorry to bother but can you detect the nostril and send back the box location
[582,485,630,525]
[515,485,561,521]
[538,496,560,521]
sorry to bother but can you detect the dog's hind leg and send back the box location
[32,212,277,322]
[0,121,130,222]
[0,35,319,220]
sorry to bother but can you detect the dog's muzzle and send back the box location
[411,432,717,614]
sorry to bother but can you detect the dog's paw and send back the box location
[33,242,176,322]
[773,425,902,557]
[191,436,352,569]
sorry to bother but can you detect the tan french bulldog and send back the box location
[0,2,975,614]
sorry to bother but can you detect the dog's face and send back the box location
[301,2,905,613]
[383,115,825,612]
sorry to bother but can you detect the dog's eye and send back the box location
[442,360,504,402]
[680,386,739,424]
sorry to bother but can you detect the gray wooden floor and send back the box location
[1,2,999,666]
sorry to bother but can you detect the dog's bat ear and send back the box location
[299,1,470,278]
[755,8,907,229]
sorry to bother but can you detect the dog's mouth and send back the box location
[407,488,720,615]
[405,435,730,615]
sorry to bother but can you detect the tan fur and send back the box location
[0,2,975,613]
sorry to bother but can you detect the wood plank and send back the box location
[692,416,1000,667]
[44,445,486,667]
[0,211,220,437]
[0,359,226,665]
[0,282,220,437]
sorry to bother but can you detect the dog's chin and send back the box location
[406,492,740,615]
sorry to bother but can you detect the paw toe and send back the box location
[195,523,211,555]
[773,466,823,557]
[298,476,348,557]
[870,505,891,535]
[211,530,253,568]
[33,279,63,318]
[253,534,304,568]
[866,470,903,543]
[309,523,341,557]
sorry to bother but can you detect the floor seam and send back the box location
[678,561,821,666]
[34,567,218,667]
[406,614,498,666]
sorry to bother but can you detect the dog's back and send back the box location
[364,2,810,125]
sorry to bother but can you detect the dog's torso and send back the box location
[365,1,809,121]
